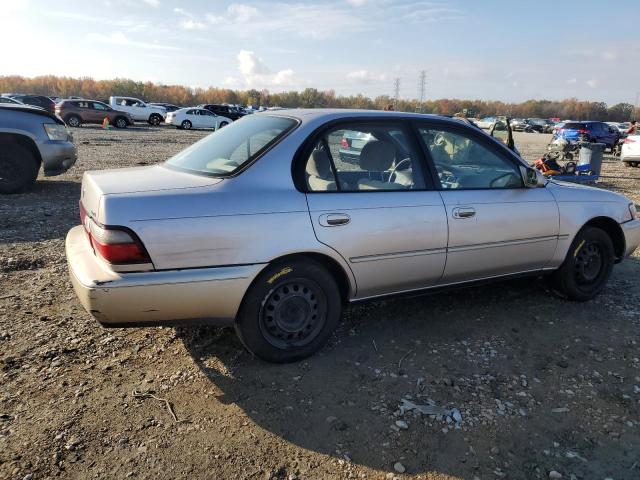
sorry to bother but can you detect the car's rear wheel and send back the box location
[65,114,81,127]
[181,120,192,130]
[219,121,228,128]
[0,142,39,194]
[148,114,162,126]
[114,117,128,129]
[549,226,614,301]
[235,259,342,363]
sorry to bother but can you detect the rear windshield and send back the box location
[562,122,586,129]
[166,115,297,176]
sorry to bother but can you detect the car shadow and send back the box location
[0,179,80,244]
[177,276,596,476]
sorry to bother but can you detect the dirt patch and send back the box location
[1,126,639,480]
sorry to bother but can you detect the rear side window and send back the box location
[166,115,297,176]
[304,123,426,192]
[562,123,586,129]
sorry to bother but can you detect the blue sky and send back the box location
[4,0,639,104]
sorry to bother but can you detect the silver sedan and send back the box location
[66,109,640,362]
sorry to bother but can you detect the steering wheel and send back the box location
[389,157,413,183]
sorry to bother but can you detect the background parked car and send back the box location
[2,94,55,114]
[198,104,246,121]
[0,96,22,105]
[554,121,620,150]
[0,104,76,193]
[621,133,640,167]
[165,107,232,130]
[527,118,555,133]
[510,118,529,131]
[476,117,497,129]
[56,100,133,128]
[108,96,166,125]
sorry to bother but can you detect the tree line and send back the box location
[1,75,637,122]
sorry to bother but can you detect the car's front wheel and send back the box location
[235,259,342,363]
[114,117,128,129]
[181,120,192,130]
[549,226,614,301]
[218,121,228,128]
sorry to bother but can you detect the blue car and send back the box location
[554,121,620,150]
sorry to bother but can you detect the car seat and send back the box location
[357,141,404,190]
[306,149,337,191]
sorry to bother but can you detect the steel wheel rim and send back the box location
[68,117,79,127]
[574,241,603,284]
[116,119,126,128]
[259,279,327,349]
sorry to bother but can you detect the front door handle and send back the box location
[319,213,351,227]
[452,207,476,219]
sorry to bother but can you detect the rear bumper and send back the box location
[622,219,640,257]
[65,225,264,327]
[40,140,77,176]
[621,154,640,162]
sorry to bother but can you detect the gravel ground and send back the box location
[1,126,640,480]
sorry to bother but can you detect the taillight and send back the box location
[340,138,351,148]
[577,129,588,134]
[79,202,150,264]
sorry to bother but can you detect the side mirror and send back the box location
[520,165,545,188]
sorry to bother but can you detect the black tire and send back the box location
[633,162,640,168]
[235,259,342,363]
[549,227,615,302]
[218,121,228,128]
[623,161,632,168]
[65,114,81,128]
[114,117,128,129]
[181,120,192,130]
[148,114,162,126]
[0,142,40,194]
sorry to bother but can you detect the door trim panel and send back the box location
[448,235,559,253]
[350,247,447,263]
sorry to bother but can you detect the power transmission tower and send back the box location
[417,70,426,113]
[393,77,400,111]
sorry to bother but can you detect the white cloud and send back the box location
[207,3,259,24]
[173,7,186,15]
[141,0,159,6]
[86,31,178,51]
[236,50,296,88]
[602,51,618,61]
[180,20,206,30]
[566,78,577,85]
[347,0,368,5]
[586,79,598,88]
[347,69,387,84]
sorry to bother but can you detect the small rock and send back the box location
[393,462,405,473]
[549,471,562,479]
[490,446,500,455]
[552,407,569,413]
[326,416,337,423]
[395,420,408,430]
[556,360,569,368]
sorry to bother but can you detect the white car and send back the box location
[621,133,640,167]
[165,107,232,130]
[108,96,166,126]
[476,117,496,129]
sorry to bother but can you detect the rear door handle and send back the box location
[319,213,351,227]
[452,207,476,219]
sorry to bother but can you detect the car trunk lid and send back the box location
[81,165,221,223]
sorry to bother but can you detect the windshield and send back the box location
[166,115,297,176]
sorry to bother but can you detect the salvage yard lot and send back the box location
[1,126,640,480]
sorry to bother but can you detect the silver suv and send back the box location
[0,104,77,193]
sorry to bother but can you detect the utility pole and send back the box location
[393,77,400,111]
[634,91,639,121]
[417,70,426,113]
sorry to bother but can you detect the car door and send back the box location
[199,109,217,128]
[415,121,559,284]
[302,120,448,299]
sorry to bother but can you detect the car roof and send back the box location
[259,108,468,127]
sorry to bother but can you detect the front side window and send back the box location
[419,127,522,190]
[304,123,426,192]
[92,102,108,110]
[166,115,296,176]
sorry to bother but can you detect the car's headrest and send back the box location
[307,149,333,179]
[359,140,395,171]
